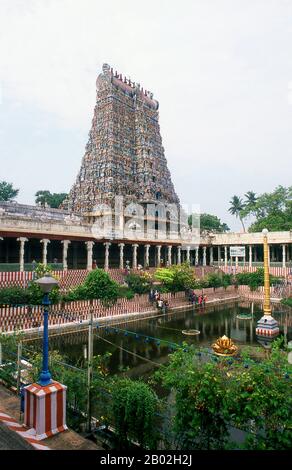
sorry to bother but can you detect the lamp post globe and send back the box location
[35,274,59,293]
[35,274,59,386]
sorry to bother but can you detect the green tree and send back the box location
[64,268,119,306]
[248,186,292,232]
[244,190,257,207]
[0,181,19,201]
[35,190,68,208]
[228,195,246,231]
[155,263,195,293]
[188,213,230,233]
[240,191,257,220]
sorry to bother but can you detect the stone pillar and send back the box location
[17,237,28,272]
[195,246,199,266]
[254,246,257,262]
[282,244,286,268]
[210,246,213,265]
[177,246,181,265]
[119,243,125,269]
[104,242,111,270]
[132,244,138,269]
[249,245,252,268]
[217,246,221,265]
[167,245,172,266]
[40,239,50,266]
[224,246,228,267]
[86,241,94,271]
[61,240,70,271]
[202,246,206,266]
[186,246,191,264]
[271,245,275,262]
[156,245,161,267]
[144,244,150,267]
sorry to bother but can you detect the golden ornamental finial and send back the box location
[212,335,238,356]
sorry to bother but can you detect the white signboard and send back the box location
[230,246,246,257]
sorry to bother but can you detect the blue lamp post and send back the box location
[35,274,59,386]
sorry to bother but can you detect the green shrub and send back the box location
[0,283,60,305]
[222,273,233,289]
[235,268,282,291]
[154,263,196,293]
[118,286,135,300]
[156,339,292,450]
[281,297,292,307]
[63,284,88,302]
[63,269,119,306]
[112,378,159,449]
[125,273,152,294]
[0,286,29,305]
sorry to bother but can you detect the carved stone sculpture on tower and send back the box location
[63,64,180,215]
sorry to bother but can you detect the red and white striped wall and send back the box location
[0,409,50,450]
[24,381,67,440]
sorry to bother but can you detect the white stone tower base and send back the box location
[256,315,279,336]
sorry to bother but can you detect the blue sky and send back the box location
[0,0,292,230]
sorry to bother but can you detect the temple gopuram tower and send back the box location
[65,63,180,216]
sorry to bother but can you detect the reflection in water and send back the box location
[26,301,292,378]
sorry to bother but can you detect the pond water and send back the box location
[25,300,292,378]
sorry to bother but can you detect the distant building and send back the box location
[64,63,179,214]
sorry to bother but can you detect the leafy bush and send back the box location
[204,272,233,289]
[205,272,224,289]
[63,268,119,306]
[222,273,233,289]
[235,268,282,291]
[156,339,292,450]
[112,378,159,449]
[118,285,135,300]
[0,286,30,305]
[125,273,152,294]
[62,284,88,302]
[0,283,60,306]
[155,263,196,293]
[281,297,292,307]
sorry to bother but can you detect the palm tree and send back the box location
[245,191,257,206]
[228,195,246,232]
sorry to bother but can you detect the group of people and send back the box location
[149,289,170,313]
[188,290,207,307]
